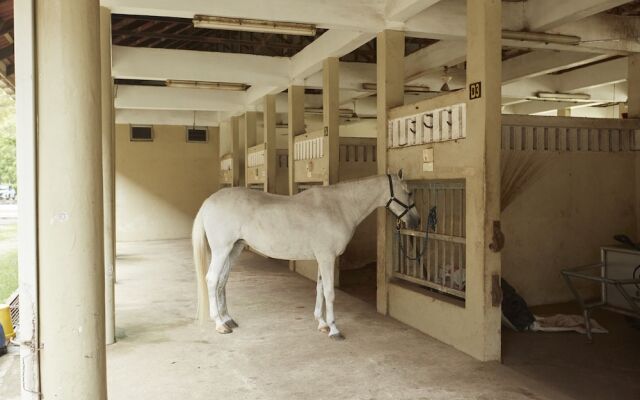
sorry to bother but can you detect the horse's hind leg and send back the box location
[207,246,233,334]
[314,269,329,333]
[218,241,244,329]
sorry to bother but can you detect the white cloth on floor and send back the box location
[529,314,608,334]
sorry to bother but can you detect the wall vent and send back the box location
[130,125,153,141]
[187,127,208,143]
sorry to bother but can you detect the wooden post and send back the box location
[244,111,257,187]
[323,58,340,185]
[230,116,240,187]
[288,85,305,197]
[376,30,405,315]
[264,95,277,193]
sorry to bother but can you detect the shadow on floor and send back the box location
[502,302,640,400]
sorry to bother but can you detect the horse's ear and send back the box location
[398,168,404,180]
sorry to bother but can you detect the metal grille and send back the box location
[501,125,638,152]
[8,292,19,327]
[393,181,466,299]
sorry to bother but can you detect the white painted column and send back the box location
[14,1,41,398]
[244,111,257,187]
[288,85,305,272]
[230,116,241,187]
[36,0,108,398]
[210,126,221,192]
[264,95,277,193]
[376,29,405,315]
[465,0,502,361]
[288,85,305,197]
[323,58,340,186]
[628,54,640,238]
[100,6,116,346]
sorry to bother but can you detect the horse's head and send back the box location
[387,170,421,230]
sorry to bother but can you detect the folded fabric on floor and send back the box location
[530,314,608,334]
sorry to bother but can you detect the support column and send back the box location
[628,54,640,238]
[263,95,277,193]
[244,111,257,187]
[376,30,405,315]
[288,85,305,272]
[100,6,116,346]
[288,85,305,197]
[210,126,221,192]
[36,0,108,398]
[230,116,240,187]
[323,58,340,185]
[557,107,571,117]
[466,0,502,361]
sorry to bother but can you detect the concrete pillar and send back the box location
[14,1,41,397]
[210,126,221,192]
[230,116,240,187]
[244,111,257,187]
[288,85,305,272]
[288,85,305,196]
[629,54,640,119]
[323,58,340,185]
[36,0,108,398]
[465,0,502,361]
[629,54,640,239]
[263,95,277,193]
[557,107,572,117]
[100,6,116,347]
[376,30,405,315]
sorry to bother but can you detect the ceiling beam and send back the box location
[501,51,608,84]
[556,57,627,91]
[115,109,221,126]
[290,30,374,80]
[525,0,634,31]
[114,85,247,111]
[112,45,290,86]
[385,0,444,23]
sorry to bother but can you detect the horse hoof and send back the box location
[318,325,330,334]
[225,319,239,329]
[216,325,232,334]
[329,332,345,341]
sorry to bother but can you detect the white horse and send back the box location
[192,172,420,339]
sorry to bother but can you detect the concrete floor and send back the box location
[107,239,571,400]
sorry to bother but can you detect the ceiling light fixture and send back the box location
[502,30,581,45]
[193,15,317,36]
[536,91,591,101]
[361,83,434,93]
[166,80,249,91]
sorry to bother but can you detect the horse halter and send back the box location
[385,174,417,221]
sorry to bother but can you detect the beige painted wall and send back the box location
[116,124,218,241]
[501,151,637,306]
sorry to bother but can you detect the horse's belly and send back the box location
[244,237,314,261]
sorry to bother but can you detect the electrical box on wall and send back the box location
[422,147,434,172]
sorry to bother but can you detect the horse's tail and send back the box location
[192,205,210,324]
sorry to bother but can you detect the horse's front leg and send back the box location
[314,269,329,333]
[317,256,343,340]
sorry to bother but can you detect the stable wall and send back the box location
[501,150,637,306]
[116,124,218,241]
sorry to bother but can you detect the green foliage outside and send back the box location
[0,92,16,188]
[0,247,17,302]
